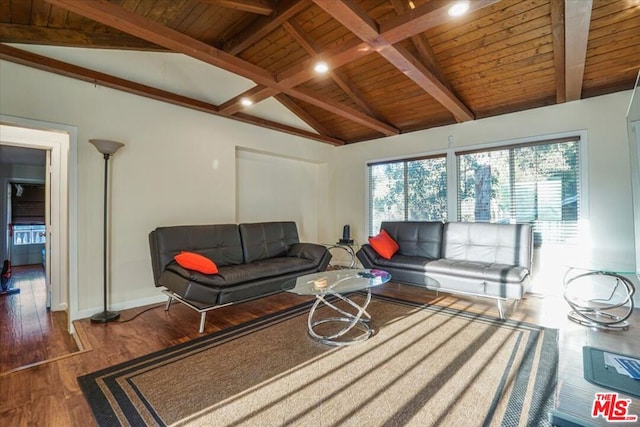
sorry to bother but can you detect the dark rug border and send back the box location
[78,293,558,427]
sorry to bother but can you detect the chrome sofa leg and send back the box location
[199,313,206,334]
[165,295,173,311]
[497,299,505,319]
[161,289,228,334]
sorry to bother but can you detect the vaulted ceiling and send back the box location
[1,0,639,146]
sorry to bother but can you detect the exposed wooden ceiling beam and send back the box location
[312,0,474,122]
[564,0,592,101]
[198,0,274,16]
[45,0,397,137]
[0,43,344,146]
[379,0,500,43]
[231,0,500,98]
[550,0,566,104]
[220,86,282,115]
[274,93,335,137]
[282,20,387,121]
[0,23,164,51]
[275,37,369,88]
[219,85,280,115]
[225,0,309,55]
[222,1,500,127]
[389,0,449,88]
[220,0,500,129]
[233,111,343,145]
[287,87,398,136]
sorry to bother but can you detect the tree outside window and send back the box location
[368,156,447,235]
[457,139,580,245]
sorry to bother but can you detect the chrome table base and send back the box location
[307,289,373,346]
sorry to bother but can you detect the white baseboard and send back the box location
[52,302,68,311]
[74,293,167,321]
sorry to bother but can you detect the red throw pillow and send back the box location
[368,229,399,259]
[174,251,218,274]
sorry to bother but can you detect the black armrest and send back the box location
[287,243,330,265]
[356,244,380,268]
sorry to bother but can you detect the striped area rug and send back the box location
[78,294,557,426]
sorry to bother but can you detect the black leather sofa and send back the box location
[357,221,533,318]
[149,221,331,332]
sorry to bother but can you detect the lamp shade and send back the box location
[89,139,124,155]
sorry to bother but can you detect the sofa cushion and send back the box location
[359,245,435,272]
[381,221,443,258]
[174,251,218,274]
[425,258,530,283]
[150,224,243,278]
[442,222,533,270]
[239,222,300,263]
[165,256,316,287]
[368,230,399,259]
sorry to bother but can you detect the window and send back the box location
[366,135,582,246]
[368,155,447,235]
[13,225,46,246]
[457,137,580,245]
[11,184,45,224]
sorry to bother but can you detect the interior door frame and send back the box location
[0,115,78,332]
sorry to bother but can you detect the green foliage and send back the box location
[369,157,447,233]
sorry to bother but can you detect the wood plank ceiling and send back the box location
[1,0,639,146]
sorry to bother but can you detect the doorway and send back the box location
[0,118,77,332]
[9,183,47,266]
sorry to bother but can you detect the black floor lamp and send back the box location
[89,139,124,323]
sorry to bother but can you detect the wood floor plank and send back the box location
[0,265,79,374]
[0,406,29,427]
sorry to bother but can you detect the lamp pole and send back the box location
[89,139,124,323]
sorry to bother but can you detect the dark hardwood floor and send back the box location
[0,265,78,375]
[0,277,638,426]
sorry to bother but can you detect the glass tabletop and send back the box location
[564,252,638,275]
[283,269,391,296]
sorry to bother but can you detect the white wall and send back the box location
[236,148,323,242]
[626,71,640,274]
[0,56,332,317]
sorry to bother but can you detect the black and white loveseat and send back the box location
[149,221,331,332]
[356,221,534,318]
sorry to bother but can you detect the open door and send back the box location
[45,150,52,309]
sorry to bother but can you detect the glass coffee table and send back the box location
[283,269,391,346]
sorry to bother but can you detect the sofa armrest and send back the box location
[287,243,331,265]
[356,244,380,268]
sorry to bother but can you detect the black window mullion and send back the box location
[403,162,409,221]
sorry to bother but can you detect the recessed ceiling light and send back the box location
[240,98,253,107]
[448,1,470,17]
[314,61,329,73]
